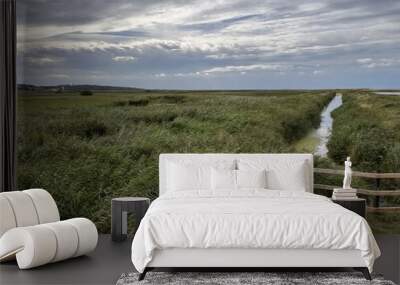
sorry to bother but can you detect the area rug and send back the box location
[116,272,395,285]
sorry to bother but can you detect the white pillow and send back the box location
[166,159,236,192]
[238,159,308,191]
[167,162,210,191]
[236,169,267,189]
[211,168,236,190]
[211,168,268,191]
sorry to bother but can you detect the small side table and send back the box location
[332,198,366,218]
[111,197,150,242]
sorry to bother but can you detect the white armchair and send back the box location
[0,189,98,269]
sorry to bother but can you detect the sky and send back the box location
[17,0,400,89]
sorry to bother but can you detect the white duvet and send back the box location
[131,190,380,273]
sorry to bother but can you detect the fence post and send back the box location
[373,178,381,208]
[373,156,384,208]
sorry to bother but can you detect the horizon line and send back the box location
[17,83,400,92]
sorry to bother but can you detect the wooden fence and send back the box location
[314,168,400,213]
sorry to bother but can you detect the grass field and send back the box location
[16,89,400,234]
[17,90,333,233]
[325,91,400,233]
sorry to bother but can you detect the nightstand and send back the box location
[332,198,366,218]
[111,197,150,242]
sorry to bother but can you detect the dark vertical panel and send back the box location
[111,200,123,241]
[0,0,17,192]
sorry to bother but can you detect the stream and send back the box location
[295,93,343,157]
[310,91,399,156]
[314,92,397,209]
[314,93,343,157]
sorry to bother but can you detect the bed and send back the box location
[131,154,380,280]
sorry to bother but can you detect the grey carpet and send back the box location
[116,272,396,285]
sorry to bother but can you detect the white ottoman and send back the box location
[0,189,98,269]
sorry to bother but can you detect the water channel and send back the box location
[314,93,343,157]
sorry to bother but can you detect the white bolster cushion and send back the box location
[0,226,57,269]
[0,196,17,237]
[42,221,79,262]
[0,218,98,269]
[23,189,60,224]
[64,218,98,257]
[0,191,39,227]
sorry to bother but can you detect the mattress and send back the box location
[131,190,380,273]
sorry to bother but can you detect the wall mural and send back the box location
[16,0,400,233]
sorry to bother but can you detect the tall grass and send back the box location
[17,90,333,233]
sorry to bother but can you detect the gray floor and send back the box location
[1,234,399,285]
[0,235,133,285]
[374,235,400,284]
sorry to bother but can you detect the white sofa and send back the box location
[0,189,98,269]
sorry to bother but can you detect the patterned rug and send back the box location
[116,271,396,285]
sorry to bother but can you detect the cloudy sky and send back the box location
[17,0,400,89]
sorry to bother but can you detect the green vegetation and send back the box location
[328,93,400,172]
[17,89,400,234]
[293,130,320,153]
[80,90,93,96]
[324,92,400,233]
[17,90,333,233]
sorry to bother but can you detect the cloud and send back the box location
[357,57,400,68]
[112,56,135,62]
[357,58,373,64]
[155,73,166,77]
[16,0,400,88]
[202,64,286,74]
[27,56,63,65]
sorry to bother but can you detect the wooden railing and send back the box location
[314,168,400,213]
